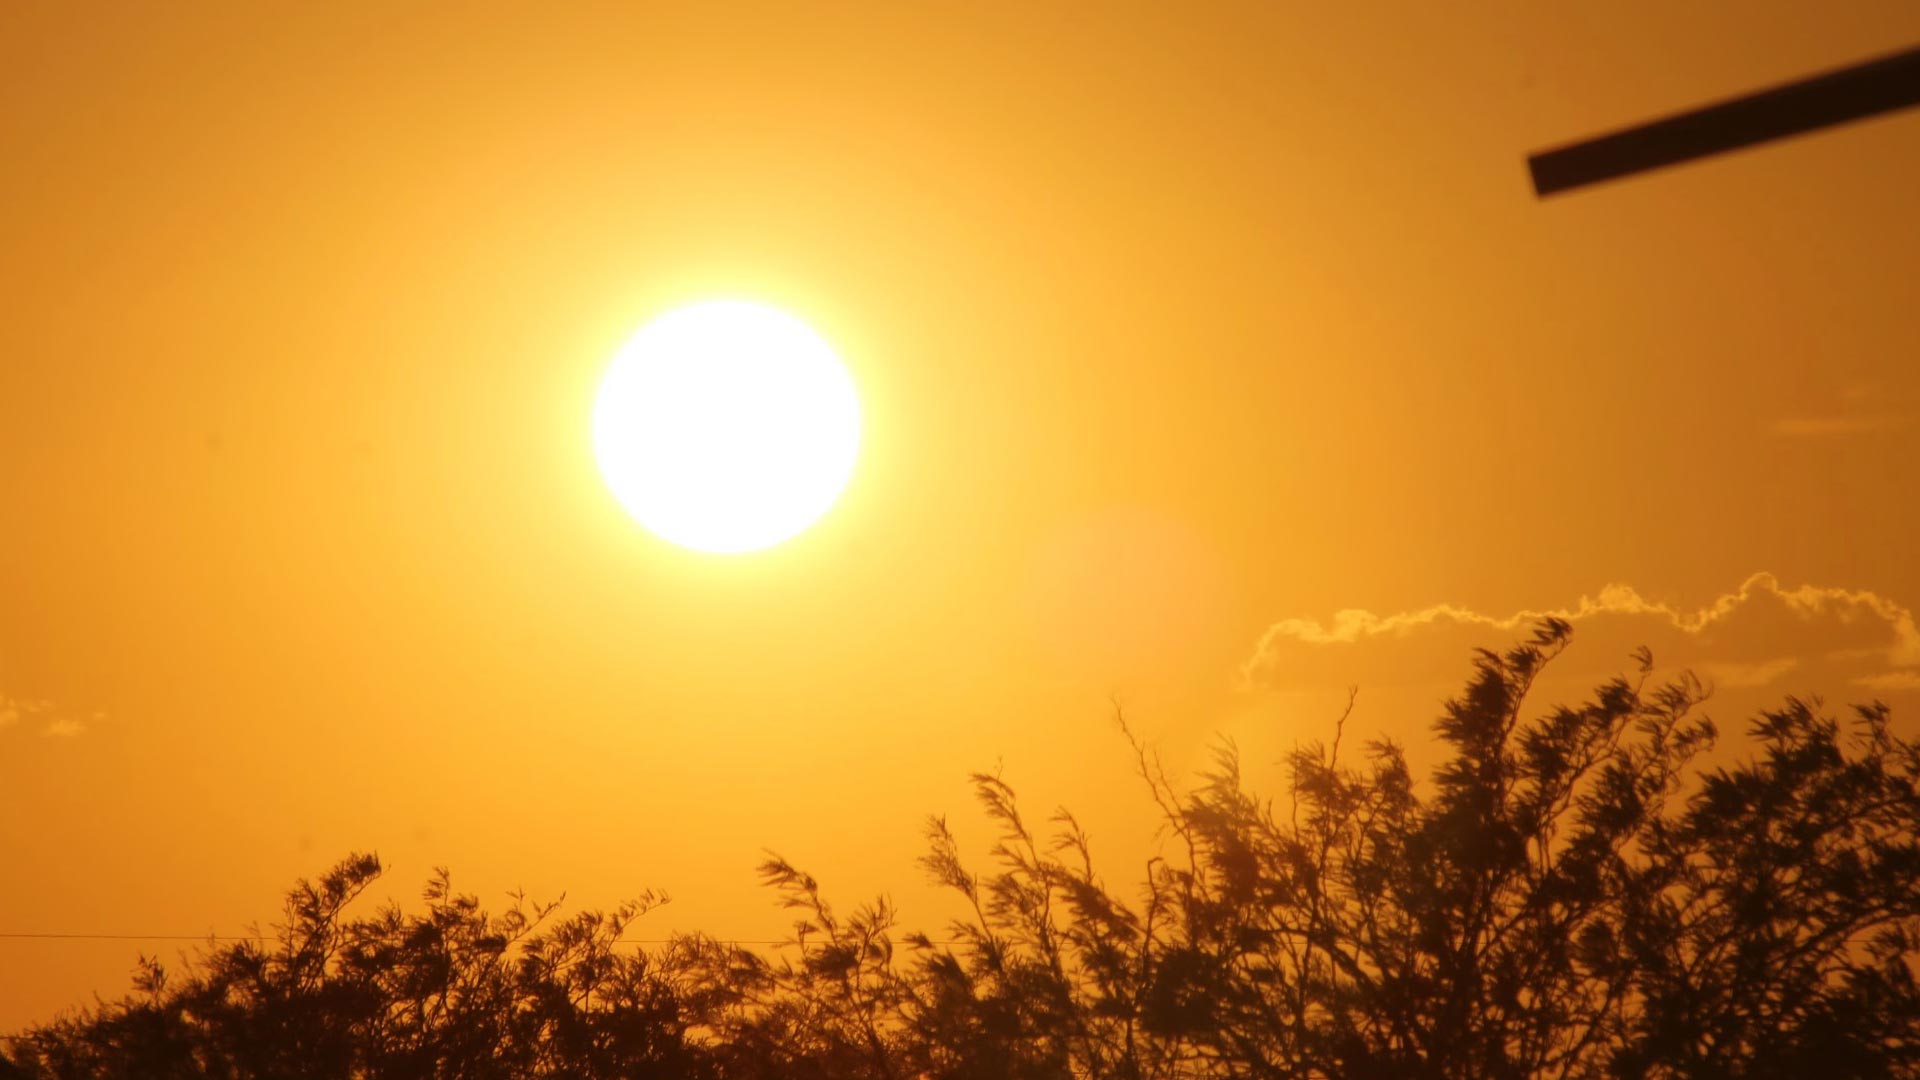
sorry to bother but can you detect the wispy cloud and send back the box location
[1698,657,1801,689]
[1241,573,1920,697]
[1770,416,1903,438]
[0,695,95,739]
[1856,670,1920,692]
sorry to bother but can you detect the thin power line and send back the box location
[0,933,268,942]
[0,931,968,946]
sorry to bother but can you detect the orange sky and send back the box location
[4,2,1919,1029]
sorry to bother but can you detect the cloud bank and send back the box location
[1240,573,1920,705]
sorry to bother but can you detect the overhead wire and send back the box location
[0,931,966,946]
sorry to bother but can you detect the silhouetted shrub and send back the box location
[7,621,1919,1078]
[1,858,710,1080]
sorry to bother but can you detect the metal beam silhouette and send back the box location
[1529,43,1920,197]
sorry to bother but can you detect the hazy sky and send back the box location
[4,2,1919,1029]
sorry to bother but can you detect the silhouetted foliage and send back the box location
[7,621,1920,1077]
[1,858,709,1080]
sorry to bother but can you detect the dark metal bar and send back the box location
[1529,43,1920,197]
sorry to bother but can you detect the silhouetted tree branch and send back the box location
[7,621,1919,1078]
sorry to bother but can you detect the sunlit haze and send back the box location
[3,1,1918,1041]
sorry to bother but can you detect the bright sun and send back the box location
[592,300,861,554]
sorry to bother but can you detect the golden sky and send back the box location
[4,2,1919,1029]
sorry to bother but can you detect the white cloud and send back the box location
[1241,573,1920,702]
[42,717,86,738]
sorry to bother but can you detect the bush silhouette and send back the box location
[6,620,1919,1078]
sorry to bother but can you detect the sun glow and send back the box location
[592,301,861,554]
